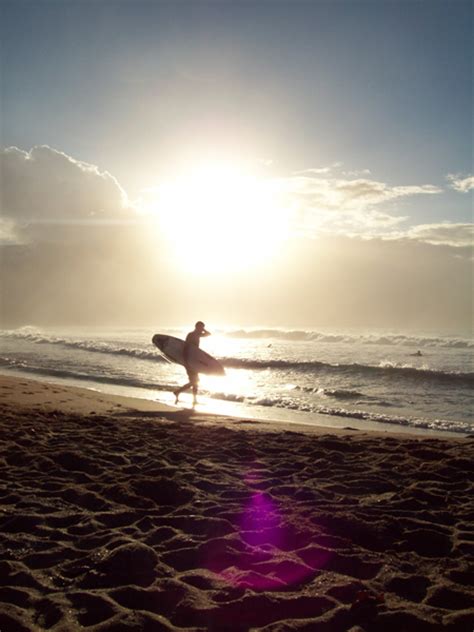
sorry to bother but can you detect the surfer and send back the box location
[173,321,211,406]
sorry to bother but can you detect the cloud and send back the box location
[272,169,471,251]
[0,146,130,228]
[447,174,474,193]
[393,222,474,248]
[2,229,472,330]
[0,219,22,246]
[275,171,441,237]
[1,146,469,257]
[282,173,441,209]
[275,235,473,330]
[1,148,470,329]
[342,168,372,177]
[293,162,343,176]
[294,167,332,175]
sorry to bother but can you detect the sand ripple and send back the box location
[0,404,473,630]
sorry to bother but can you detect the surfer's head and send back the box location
[195,321,205,332]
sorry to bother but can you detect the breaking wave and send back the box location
[220,357,474,385]
[0,328,165,362]
[249,396,471,435]
[1,328,472,386]
[225,328,474,348]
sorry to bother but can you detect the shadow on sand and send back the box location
[113,407,202,423]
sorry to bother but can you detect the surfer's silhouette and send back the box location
[174,321,211,407]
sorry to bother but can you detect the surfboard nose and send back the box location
[152,334,164,349]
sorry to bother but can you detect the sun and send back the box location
[141,162,289,275]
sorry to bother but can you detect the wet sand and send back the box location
[0,374,473,631]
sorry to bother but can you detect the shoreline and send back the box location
[0,370,467,439]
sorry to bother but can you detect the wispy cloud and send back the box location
[293,162,343,176]
[276,168,442,237]
[341,168,372,177]
[393,223,474,248]
[282,173,441,209]
[447,173,474,193]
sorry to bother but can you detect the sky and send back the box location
[0,0,472,331]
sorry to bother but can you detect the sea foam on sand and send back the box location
[0,374,473,631]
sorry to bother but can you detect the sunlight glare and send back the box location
[142,163,289,275]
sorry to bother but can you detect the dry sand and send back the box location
[0,374,473,631]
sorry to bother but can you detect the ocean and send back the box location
[0,326,472,436]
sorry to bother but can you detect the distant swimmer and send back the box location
[173,321,211,407]
[410,350,423,357]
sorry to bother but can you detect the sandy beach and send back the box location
[0,374,473,631]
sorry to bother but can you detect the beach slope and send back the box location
[0,375,473,631]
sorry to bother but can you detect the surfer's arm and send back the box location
[201,329,211,337]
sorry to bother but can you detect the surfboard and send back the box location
[152,334,225,376]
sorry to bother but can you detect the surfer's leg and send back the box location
[174,382,191,403]
[189,372,199,407]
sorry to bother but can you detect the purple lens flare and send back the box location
[204,466,332,590]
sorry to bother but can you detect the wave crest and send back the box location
[220,356,473,385]
[225,328,473,348]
